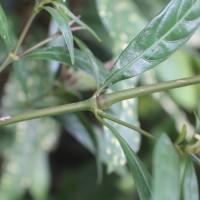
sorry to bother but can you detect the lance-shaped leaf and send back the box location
[103,0,200,87]
[74,38,100,88]
[183,158,199,200]
[24,47,106,83]
[0,3,15,50]
[52,1,100,40]
[102,118,152,200]
[44,6,74,64]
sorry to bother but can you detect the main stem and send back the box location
[0,99,92,126]
[0,0,44,72]
[97,75,200,110]
[1,75,200,127]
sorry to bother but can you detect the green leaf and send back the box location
[183,158,199,200]
[0,52,60,200]
[103,88,141,173]
[24,47,106,84]
[60,113,104,182]
[44,6,74,64]
[61,114,96,153]
[2,60,58,114]
[97,0,144,172]
[152,134,180,200]
[52,1,100,41]
[103,0,200,87]
[103,124,128,173]
[0,118,60,200]
[74,38,100,88]
[102,118,152,200]
[0,3,15,50]
[96,0,146,56]
[61,114,127,175]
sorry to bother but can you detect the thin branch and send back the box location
[97,110,157,140]
[98,75,200,110]
[0,0,45,72]
[17,32,62,59]
[17,26,85,59]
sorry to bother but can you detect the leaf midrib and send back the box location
[103,0,198,88]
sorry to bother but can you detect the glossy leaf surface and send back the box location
[0,3,14,50]
[44,6,74,64]
[152,134,180,200]
[103,0,200,87]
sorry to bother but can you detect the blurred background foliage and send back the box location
[0,0,200,199]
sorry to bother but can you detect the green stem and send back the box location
[17,32,62,59]
[97,110,157,140]
[0,1,44,72]
[13,11,38,55]
[1,75,200,127]
[0,99,92,127]
[98,75,200,110]
[17,26,84,59]
[0,55,12,72]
